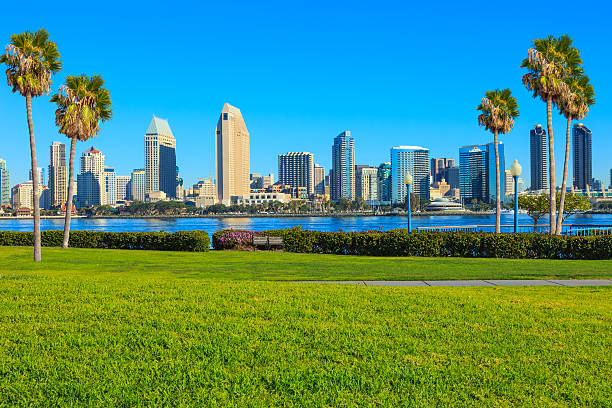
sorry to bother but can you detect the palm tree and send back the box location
[521,35,582,234]
[556,75,594,234]
[477,89,520,233]
[0,29,62,262]
[50,74,112,248]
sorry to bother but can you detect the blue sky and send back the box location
[1,0,610,188]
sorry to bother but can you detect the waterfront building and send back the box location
[145,116,177,198]
[391,146,430,203]
[331,131,355,201]
[116,175,131,201]
[377,162,391,202]
[0,159,9,206]
[505,169,514,195]
[216,103,250,205]
[356,166,379,202]
[130,169,145,202]
[430,179,451,200]
[314,164,325,195]
[278,152,315,196]
[530,125,548,191]
[104,167,117,205]
[459,142,505,203]
[77,147,105,208]
[430,158,455,184]
[250,173,274,190]
[11,181,50,210]
[49,141,67,207]
[29,167,45,187]
[573,123,592,190]
[446,166,460,190]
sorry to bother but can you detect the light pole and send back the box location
[404,173,413,233]
[510,160,522,233]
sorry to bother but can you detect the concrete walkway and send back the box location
[299,279,612,287]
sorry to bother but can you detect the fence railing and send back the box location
[415,224,612,235]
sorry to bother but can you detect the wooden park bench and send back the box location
[253,236,284,250]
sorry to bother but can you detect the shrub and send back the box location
[211,228,612,260]
[0,230,209,252]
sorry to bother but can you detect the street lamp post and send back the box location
[404,173,413,233]
[510,160,522,233]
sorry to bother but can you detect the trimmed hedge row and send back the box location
[212,228,612,259]
[0,230,209,252]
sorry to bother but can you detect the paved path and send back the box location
[298,279,612,287]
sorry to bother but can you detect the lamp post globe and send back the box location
[404,173,413,185]
[510,160,521,233]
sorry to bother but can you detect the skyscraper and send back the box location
[530,125,548,191]
[446,166,460,190]
[131,169,145,202]
[77,147,105,208]
[459,142,505,203]
[356,166,379,202]
[505,169,514,195]
[0,159,9,206]
[29,167,45,186]
[573,123,592,190]
[215,103,250,205]
[116,175,131,201]
[278,152,315,196]
[430,158,455,183]
[145,116,177,198]
[104,167,117,205]
[377,162,391,202]
[49,141,67,207]
[314,164,325,195]
[331,131,355,201]
[391,146,430,203]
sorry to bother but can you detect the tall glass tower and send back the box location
[0,158,9,206]
[459,142,505,203]
[391,146,430,203]
[529,125,548,191]
[573,123,592,190]
[331,131,355,201]
[145,116,177,198]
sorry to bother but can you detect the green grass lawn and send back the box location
[1,247,611,281]
[0,247,611,407]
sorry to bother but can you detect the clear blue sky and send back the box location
[1,0,610,188]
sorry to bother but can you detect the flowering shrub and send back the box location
[211,230,264,250]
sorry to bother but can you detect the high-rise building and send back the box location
[215,103,250,205]
[377,162,391,202]
[530,125,548,191]
[250,173,274,190]
[610,169,612,189]
[104,167,117,205]
[391,146,430,203]
[49,141,67,207]
[11,181,49,210]
[29,167,45,186]
[505,169,514,195]
[130,169,145,202]
[0,159,9,206]
[314,164,325,195]
[573,123,592,190]
[331,131,355,201]
[446,166,460,189]
[459,142,505,203]
[278,152,315,196]
[356,166,379,202]
[145,116,177,198]
[430,158,455,184]
[116,175,131,201]
[77,147,105,208]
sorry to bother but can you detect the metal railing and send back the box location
[415,224,612,235]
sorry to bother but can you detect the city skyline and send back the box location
[1,2,610,188]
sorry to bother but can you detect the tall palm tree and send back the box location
[1,29,61,262]
[556,75,594,234]
[521,35,582,234]
[477,89,520,233]
[50,74,112,248]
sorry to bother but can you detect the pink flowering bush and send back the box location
[212,230,264,250]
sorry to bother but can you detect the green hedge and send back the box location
[0,230,209,252]
[212,228,612,259]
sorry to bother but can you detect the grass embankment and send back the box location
[0,247,610,406]
[1,247,611,281]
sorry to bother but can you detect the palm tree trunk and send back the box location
[546,97,556,235]
[494,131,501,234]
[62,136,77,248]
[556,117,571,235]
[25,94,41,262]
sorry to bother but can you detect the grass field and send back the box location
[0,247,611,407]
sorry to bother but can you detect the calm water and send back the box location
[1,214,610,237]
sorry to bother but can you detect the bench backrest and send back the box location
[253,236,284,245]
